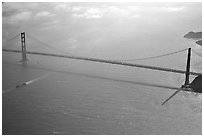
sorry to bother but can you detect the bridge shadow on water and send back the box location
[3,61,179,91]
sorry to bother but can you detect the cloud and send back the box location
[35,11,55,18]
[71,6,140,19]
[72,6,85,12]
[73,13,102,19]
[72,7,104,19]
[70,4,184,20]
[7,11,32,24]
[106,6,140,18]
[2,2,40,17]
[55,3,71,11]
[55,4,67,10]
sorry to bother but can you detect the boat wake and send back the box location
[3,73,52,94]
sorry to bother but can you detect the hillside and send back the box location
[184,31,202,40]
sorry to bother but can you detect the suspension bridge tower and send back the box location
[20,32,27,62]
[182,48,191,89]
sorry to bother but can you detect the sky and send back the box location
[2,2,202,59]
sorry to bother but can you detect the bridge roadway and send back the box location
[2,49,201,76]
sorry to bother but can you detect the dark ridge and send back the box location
[196,40,202,46]
[190,75,202,93]
[184,31,202,40]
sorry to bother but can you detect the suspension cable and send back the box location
[2,33,201,76]
[192,49,202,57]
[26,33,74,56]
[117,48,189,62]
[2,49,201,76]
[2,34,20,47]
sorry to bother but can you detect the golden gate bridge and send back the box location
[2,32,202,105]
